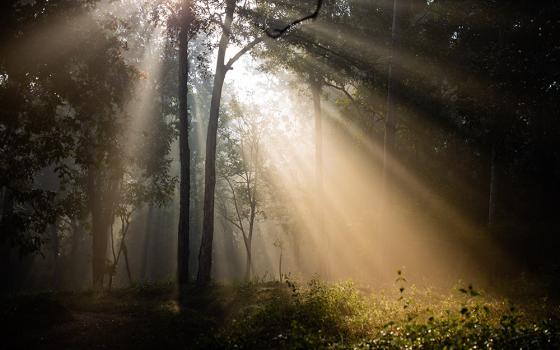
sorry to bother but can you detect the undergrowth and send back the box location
[206,277,560,349]
[3,278,559,349]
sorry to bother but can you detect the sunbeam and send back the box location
[2,1,559,347]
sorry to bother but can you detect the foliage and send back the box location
[0,0,136,254]
[2,280,559,349]
[210,280,560,349]
[217,99,267,226]
[0,0,178,261]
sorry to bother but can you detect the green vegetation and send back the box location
[3,280,559,349]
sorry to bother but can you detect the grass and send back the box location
[2,279,559,349]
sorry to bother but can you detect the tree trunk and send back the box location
[311,77,326,276]
[311,78,323,215]
[278,248,283,283]
[141,205,153,281]
[197,0,236,287]
[487,141,497,226]
[123,242,132,286]
[244,200,257,282]
[0,188,14,293]
[177,2,192,298]
[51,223,60,289]
[381,0,402,208]
[91,204,109,289]
[244,242,252,282]
[89,169,119,290]
[69,219,83,289]
[88,168,107,289]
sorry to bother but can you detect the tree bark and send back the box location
[177,2,193,297]
[197,0,236,287]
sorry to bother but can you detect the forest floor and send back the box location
[2,280,560,349]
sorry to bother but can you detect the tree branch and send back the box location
[324,80,372,121]
[210,16,227,32]
[225,37,264,70]
[266,0,324,39]
[224,175,248,242]
[217,209,244,232]
[324,81,356,104]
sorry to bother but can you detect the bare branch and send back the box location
[266,0,324,39]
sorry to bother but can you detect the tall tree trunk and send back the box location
[197,0,236,287]
[487,141,497,226]
[177,2,192,297]
[88,168,107,289]
[0,188,14,293]
[486,27,508,228]
[310,77,326,275]
[311,78,323,214]
[91,205,109,289]
[141,205,154,281]
[278,246,283,283]
[89,169,120,289]
[51,223,60,289]
[381,0,402,208]
[123,242,132,286]
[244,200,257,282]
[244,242,252,281]
[69,219,83,289]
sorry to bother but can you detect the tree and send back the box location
[0,0,141,289]
[381,0,401,209]
[107,159,175,289]
[217,100,266,281]
[176,0,194,300]
[197,0,325,286]
[0,0,81,260]
[197,0,263,286]
[273,237,284,282]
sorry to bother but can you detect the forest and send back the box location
[1,0,559,348]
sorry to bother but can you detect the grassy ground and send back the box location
[2,280,559,349]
